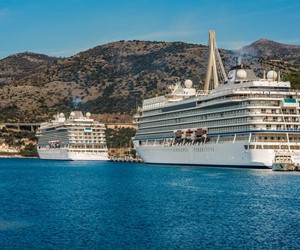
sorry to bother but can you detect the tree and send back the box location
[105,127,136,148]
[20,143,38,157]
[284,72,300,89]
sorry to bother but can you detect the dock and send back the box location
[110,155,143,163]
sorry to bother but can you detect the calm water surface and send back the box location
[0,159,299,249]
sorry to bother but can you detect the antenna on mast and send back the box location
[204,30,227,93]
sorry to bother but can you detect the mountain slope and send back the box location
[0,52,58,85]
[239,38,300,64]
[0,39,299,122]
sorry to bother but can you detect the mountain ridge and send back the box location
[0,38,299,123]
[239,38,300,64]
[0,52,58,84]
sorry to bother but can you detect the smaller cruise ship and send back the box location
[37,111,109,161]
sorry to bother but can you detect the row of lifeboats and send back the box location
[48,140,61,148]
[174,128,207,139]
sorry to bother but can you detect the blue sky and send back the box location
[0,0,299,59]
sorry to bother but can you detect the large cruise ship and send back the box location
[132,31,300,170]
[37,111,109,161]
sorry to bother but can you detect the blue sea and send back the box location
[0,159,299,250]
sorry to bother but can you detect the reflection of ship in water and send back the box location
[132,31,300,169]
[37,111,109,161]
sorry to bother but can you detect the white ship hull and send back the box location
[134,142,282,168]
[36,111,109,161]
[38,148,109,161]
[133,32,300,170]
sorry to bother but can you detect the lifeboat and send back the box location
[174,130,183,138]
[185,129,193,138]
[194,128,207,137]
[195,129,203,137]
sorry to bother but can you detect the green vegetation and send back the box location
[105,127,136,148]
[20,143,38,157]
[1,40,299,122]
[0,105,19,121]
[0,129,36,145]
[284,72,300,89]
[0,126,136,158]
[0,128,38,157]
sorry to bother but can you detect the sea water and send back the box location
[0,159,299,249]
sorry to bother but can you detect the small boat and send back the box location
[272,151,295,171]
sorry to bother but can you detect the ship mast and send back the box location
[204,30,227,93]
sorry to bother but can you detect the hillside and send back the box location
[0,39,299,123]
[0,52,58,85]
[239,38,300,65]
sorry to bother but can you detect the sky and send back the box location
[0,0,299,59]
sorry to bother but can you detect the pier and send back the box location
[110,155,143,163]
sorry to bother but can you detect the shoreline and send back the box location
[0,155,38,159]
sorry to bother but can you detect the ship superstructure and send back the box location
[37,111,109,161]
[132,31,300,170]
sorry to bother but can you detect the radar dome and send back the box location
[267,70,278,81]
[70,112,75,117]
[86,112,91,117]
[59,113,65,118]
[236,69,247,79]
[184,79,193,88]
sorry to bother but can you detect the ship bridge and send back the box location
[213,64,290,93]
[225,64,258,84]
